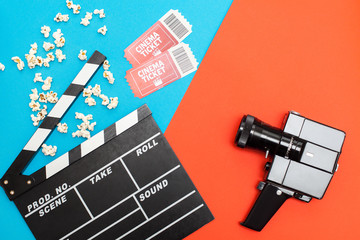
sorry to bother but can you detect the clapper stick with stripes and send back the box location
[1,50,106,200]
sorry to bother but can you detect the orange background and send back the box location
[165,0,360,239]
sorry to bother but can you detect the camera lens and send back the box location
[235,115,255,148]
[235,115,305,161]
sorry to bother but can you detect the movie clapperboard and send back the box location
[0,51,214,240]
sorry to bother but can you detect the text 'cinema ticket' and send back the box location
[125,9,192,67]
[126,43,198,98]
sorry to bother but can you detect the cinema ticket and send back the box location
[125,9,192,67]
[125,43,198,98]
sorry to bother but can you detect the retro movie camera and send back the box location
[235,111,345,231]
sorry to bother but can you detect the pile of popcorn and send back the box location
[42,144,57,156]
[82,84,118,109]
[81,12,93,26]
[54,13,69,23]
[66,0,81,14]
[72,112,96,139]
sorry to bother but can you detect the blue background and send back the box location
[0,0,232,239]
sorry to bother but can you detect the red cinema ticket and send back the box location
[125,9,192,67]
[126,43,198,98]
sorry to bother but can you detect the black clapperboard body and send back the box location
[1,51,213,240]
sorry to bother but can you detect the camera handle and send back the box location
[241,182,291,231]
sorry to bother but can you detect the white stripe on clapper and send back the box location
[47,95,76,118]
[115,110,138,135]
[72,63,99,85]
[45,152,69,179]
[81,131,105,157]
[23,128,52,152]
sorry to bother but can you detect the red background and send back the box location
[165,0,360,239]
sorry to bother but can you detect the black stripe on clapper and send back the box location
[104,123,117,142]
[63,84,85,96]
[69,145,82,164]
[39,117,60,130]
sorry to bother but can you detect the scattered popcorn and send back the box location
[25,54,37,69]
[54,13,69,22]
[72,129,91,139]
[77,122,96,132]
[41,26,51,38]
[38,105,48,118]
[52,29,63,40]
[80,12,92,26]
[30,43,38,55]
[47,91,58,103]
[46,52,55,62]
[75,112,93,121]
[57,123,68,133]
[79,119,96,130]
[99,94,109,105]
[73,4,81,14]
[54,37,65,48]
[78,50,87,60]
[85,97,96,106]
[66,0,81,14]
[42,77,52,91]
[103,60,110,71]
[38,92,47,103]
[82,84,115,108]
[42,144,57,157]
[97,25,107,35]
[92,84,101,97]
[35,56,44,67]
[29,88,39,101]
[29,100,41,111]
[55,49,66,62]
[31,114,40,126]
[29,104,47,126]
[43,58,50,68]
[66,0,73,9]
[79,121,95,130]
[11,56,25,71]
[73,112,96,139]
[83,86,93,98]
[43,41,55,52]
[80,17,90,26]
[85,12,93,20]
[0,63,5,71]
[87,122,96,131]
[94,9,105,18]
[103,70,115,84]
[34,73,43,83]
[107,97,118,109]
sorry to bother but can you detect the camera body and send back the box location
[235,111,345,231]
